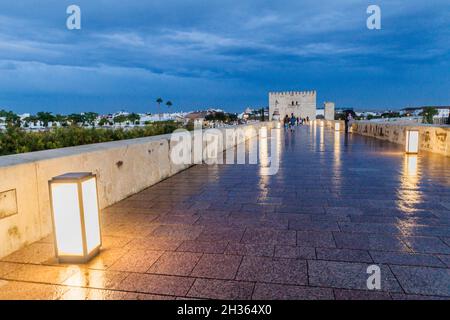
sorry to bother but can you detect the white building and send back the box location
[269,91,317,121]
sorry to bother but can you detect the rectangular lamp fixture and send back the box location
[335,122,340,131]
[49,172,102,263]
[405,130,419,154]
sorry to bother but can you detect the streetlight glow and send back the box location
[405,130,419,154]
[49,172,102,263]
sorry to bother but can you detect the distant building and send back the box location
[402,106,450,117]
[269,91,316,120]
[324,102,335,120]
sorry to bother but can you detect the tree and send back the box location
[421,107,438,124]
[54,114,68,127]
[36,112,55,127]
[156,98,163,118]
[84,112,99,127]
[24,116,38,126]
[98,118,109,127]
[113,115,127,125]
[0,110,20,127]
[67,113,85,126]
[127,113,141,125]
[166,101,173,109]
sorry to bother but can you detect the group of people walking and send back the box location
[283,113,309,132]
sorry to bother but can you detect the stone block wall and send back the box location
[352,121,450,157]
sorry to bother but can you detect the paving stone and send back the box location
[59,287,173,300]
[147,251,202,276]
[109,249,163,273]
[236,256,308,285]
[438,255,450,267]
[316,248,373,263]
[85,248,128,270]
[125,237,183,251]
[334,289,392,300]
[390,265,450,297]
[187,279,254,299]
[63,269,130,290]
[274,246,316,259]
[177,240,228,254]
[0,262,21,277]
[101,235,133,249]
[196,227,245,242]
[402,236,450,254]
[252,283,333,300]
[0,280,68,300]
[153,214,200,225]
[150,225,204,240]
[338,222,400,234]
[4,264,79,285]
[241,228,296,245]
[390,293,449,300]
[2,243,54,264]
[289,220,340,232]
[225,243,275,257]
[191,254,242,279]
[308,260,402,292]
[370,251,445,267]
[333,232,410,252]
[296,231,336,248]
[118,273,195,296]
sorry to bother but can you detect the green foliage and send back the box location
[67,113,85,126]
[381,112,400,118]
[36,112,55,127]
[205,112,238,123]
[421,107,438,124]
[0,122,182,156]
[127,113,141,124]
[113,115,128,124]
[0,109,21,127]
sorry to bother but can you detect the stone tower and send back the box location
[269,91,316,121]
[324,102,335,120]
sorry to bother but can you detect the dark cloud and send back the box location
[0,0,449,113]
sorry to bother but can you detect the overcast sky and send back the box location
[0,0,449,114]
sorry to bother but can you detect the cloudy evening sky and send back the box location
[0,0,449,114]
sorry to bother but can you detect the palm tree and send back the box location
[156,98,163,120]
[166,101,172,110]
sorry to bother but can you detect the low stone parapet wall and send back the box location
[351,121,449,157]
[0,122,272,258]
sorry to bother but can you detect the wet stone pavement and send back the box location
[1,125,449,300]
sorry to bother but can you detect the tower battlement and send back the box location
[269,90,316,97]
[268,90,317,120]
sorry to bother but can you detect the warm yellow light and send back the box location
[335,122,340,131]
[49,172,102,263]
[320,120,324,127]
[405,130,419,154]
[260,126,268,139]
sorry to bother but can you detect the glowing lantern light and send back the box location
[405,130,419,154]
[49,172,102,263]
[335,122,340,131]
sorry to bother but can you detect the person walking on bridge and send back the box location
[289,113,296,132]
